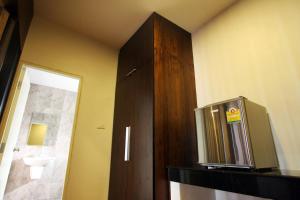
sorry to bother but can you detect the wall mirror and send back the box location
[27,112,60,146]
[27,123,48,145]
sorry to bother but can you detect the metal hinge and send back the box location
[17,81,22,89]
[125,68,137,77]
[0,142,6,153]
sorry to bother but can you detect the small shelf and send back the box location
[168,166,300,200]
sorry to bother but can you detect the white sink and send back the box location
[23,156,55,167]
[23,156,55,179]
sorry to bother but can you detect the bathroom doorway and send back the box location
[0,64,80,200]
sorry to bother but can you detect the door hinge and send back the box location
[0,142,6,153]
[17,81,22,89]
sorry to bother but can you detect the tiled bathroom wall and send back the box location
[4,84,77,200]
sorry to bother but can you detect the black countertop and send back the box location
[168,166,300,200]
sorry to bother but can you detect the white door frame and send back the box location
[0,66,30,199]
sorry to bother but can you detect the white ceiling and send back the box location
[34,0,237,49]
[26,66,80,92]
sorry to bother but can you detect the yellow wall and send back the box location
[20,16,117,199]
[192,0,300,170]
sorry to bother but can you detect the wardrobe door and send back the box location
[110,15,154,199]
[121,15,154,200]
[109,75,136,200]
[125,63,154,200]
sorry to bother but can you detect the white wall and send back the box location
[20,16,117,200]
[172,0,300,199]
[192,0,300,171]
[170,182,268,200]
[4,83,78,200]
[170,182,215,200]
[214,190,268,200]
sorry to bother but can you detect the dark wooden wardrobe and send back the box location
[109,13,198,200]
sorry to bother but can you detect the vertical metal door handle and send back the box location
[210,107,221,162]
[124,126,131,161]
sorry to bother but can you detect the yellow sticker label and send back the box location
[226,107,241,123]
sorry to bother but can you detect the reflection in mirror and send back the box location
[30,113,60,146]
[27,123,48,145]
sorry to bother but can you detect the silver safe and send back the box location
[195,97,278,169]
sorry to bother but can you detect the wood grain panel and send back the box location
[153,13,198,200]
[17,0,33,49]
[108,70,133,200]
[109,12,198,200]
[126,65,154,200]
[0,8,9,40]
[0,18,20,122]
[125,16,154,200]
[109,15,154,200]
[3,0,33,50]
